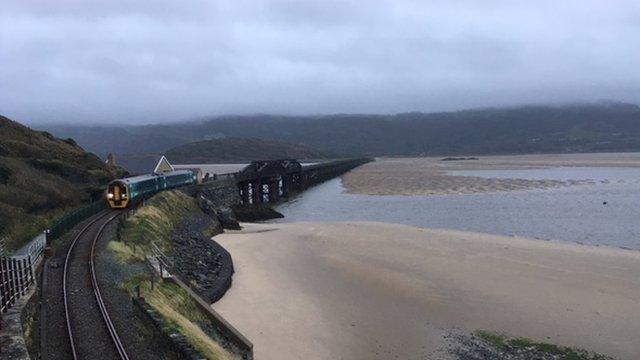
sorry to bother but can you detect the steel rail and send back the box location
[89,213,130,360]
[63,210,113,360]
[63,210,129,360]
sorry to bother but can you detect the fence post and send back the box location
[13,258,21,300]
[8,258,15,305]
[1,257,7,311]
[13,258,19,301]
[19,259,24,295]
[27,255,34,287]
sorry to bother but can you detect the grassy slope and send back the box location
[117,190,202,257]
[0,115,126,251]
[111,191,233,360]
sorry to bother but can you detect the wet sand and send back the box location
[342,153,640,195]
[213,222,640,360]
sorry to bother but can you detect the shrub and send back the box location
[0,166,11,184]
[64,138,78,147]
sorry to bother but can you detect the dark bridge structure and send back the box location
[235,158,371,205]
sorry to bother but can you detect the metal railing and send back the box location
[14,232,46,269]
[1,200,108,328]
[49,200,108,240]
[1,232,44,329]
[150,242,173,278]
[0,254,36,328]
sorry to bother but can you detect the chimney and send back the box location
[106,153,117,166]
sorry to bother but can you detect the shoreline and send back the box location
[213,221,640,360]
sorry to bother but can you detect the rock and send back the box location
[231,204,284,222]
[215,206,241,230]
[170,212,235,303]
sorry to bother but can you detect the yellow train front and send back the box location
[106,170,197,209]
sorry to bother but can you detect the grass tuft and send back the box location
[125,279,233,360]
[474,330,614,360]
[107,241,146,263]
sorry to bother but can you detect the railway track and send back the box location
[62,210,130,360]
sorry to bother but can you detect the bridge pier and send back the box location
[239,181,251,205]
[232,158,372,206]
[267,178,280,203]
[252,181,262,204]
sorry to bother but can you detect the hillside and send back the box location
[0,115,126,251]
[41,102,640,158]
[166,138,331,163]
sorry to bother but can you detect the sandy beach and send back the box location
[342,153,640,195]
[213,222,640,360]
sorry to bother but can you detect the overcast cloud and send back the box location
[1,0,640,124]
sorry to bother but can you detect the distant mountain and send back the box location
[0,115,126,251]
[112,138,334,174]
[41,102,640,159]
[166,137,332,163]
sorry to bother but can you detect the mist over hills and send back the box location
[166,138,334,164]
[40,102,640,162]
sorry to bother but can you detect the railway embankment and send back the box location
[110,190,249,359]
[118,191,235,303]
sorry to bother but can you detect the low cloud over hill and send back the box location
[41,102,640,159]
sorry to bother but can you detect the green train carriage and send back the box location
[106,170,197,209]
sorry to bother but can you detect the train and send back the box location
[105,170,197,209]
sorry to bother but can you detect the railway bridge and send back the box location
[234,158,372,205]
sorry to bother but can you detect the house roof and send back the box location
[153,155,175,174]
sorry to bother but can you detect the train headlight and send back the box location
[107,193,114,199]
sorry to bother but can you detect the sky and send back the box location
[1,0,640,124]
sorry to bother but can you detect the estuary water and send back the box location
[273,167,640,250]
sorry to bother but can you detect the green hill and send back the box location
[166,137,332,163]
[0,115,126,251]
[42,102,640,158]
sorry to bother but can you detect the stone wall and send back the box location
[0,286,36,360]
[171,212,235,303]
[187,179,241,208]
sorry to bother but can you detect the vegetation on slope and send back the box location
[135,280,233,360]
[469,330,613,360]
[120,191,192,255]
[0,115,125,251]
[43,102,640,158]
[111,190,234,360]
[117,190,199,258]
